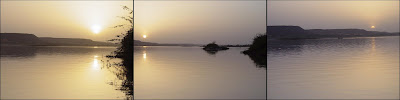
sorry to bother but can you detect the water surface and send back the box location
[267,36,399,99]
[134,46,266,99]
[1,46,127,99]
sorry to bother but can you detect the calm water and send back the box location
[1,46,266,99]
[0,46,127,99]
[134,46,266,99]
[267,36,399,99]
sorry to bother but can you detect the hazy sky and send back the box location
[134,1,266,45]
[1,1,133,42]
[268,0,399,32]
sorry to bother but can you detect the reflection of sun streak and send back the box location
[143,53,147,59]
[371,38,376,52]
[92,56,100,70]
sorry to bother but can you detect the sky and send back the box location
[268,0,399,32]
[134,1,266,45]
[1,1,133,42]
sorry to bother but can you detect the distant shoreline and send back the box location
[0,33,117,46]
[267,35,400,41]
[267,26,400,40]
[0,44,117,48]
[133,45,250,48]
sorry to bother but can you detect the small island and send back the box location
[202,42,229,52]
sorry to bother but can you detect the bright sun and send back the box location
[143,35,147,38]
[91,25,101,34]
[371,26,375,29]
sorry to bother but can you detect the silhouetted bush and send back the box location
[244,33,266,55]
[243,33,266,68]
[104,6,133,99]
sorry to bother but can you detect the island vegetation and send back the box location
[202,41,229,51]
[243,33,266,68]
[103,6,133,99]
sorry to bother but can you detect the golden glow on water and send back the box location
[371,38,376,52]
[1,47,126,99]
[338,38,396,97]
[143,53,147,59]
[92,55,100,70]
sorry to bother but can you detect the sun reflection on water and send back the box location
[92,55,100,70]
[371,38,376,52]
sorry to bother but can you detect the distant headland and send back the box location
[0,33,116,46]
[134,40,201,47]
[267,26,400,40]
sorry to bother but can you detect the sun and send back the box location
[143,35,147,38]
[371,26,375,29]
[91,25,101,34]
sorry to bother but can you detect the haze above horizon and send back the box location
[1,1,133,42]
[134,1,266,45]
[268,1,399,33]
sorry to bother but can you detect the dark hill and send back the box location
[0,33,115,46]
[267,26,313,39]
[0,33,43,45]
[134,40,158,46]
[40,37,115,46]
[307,29,399,38]
[267,26,399,39]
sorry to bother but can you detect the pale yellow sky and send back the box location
[1,1,133,42]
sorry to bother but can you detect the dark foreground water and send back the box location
[267,36,399,99]
[134,46,266,99]
[1,46,127,99]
